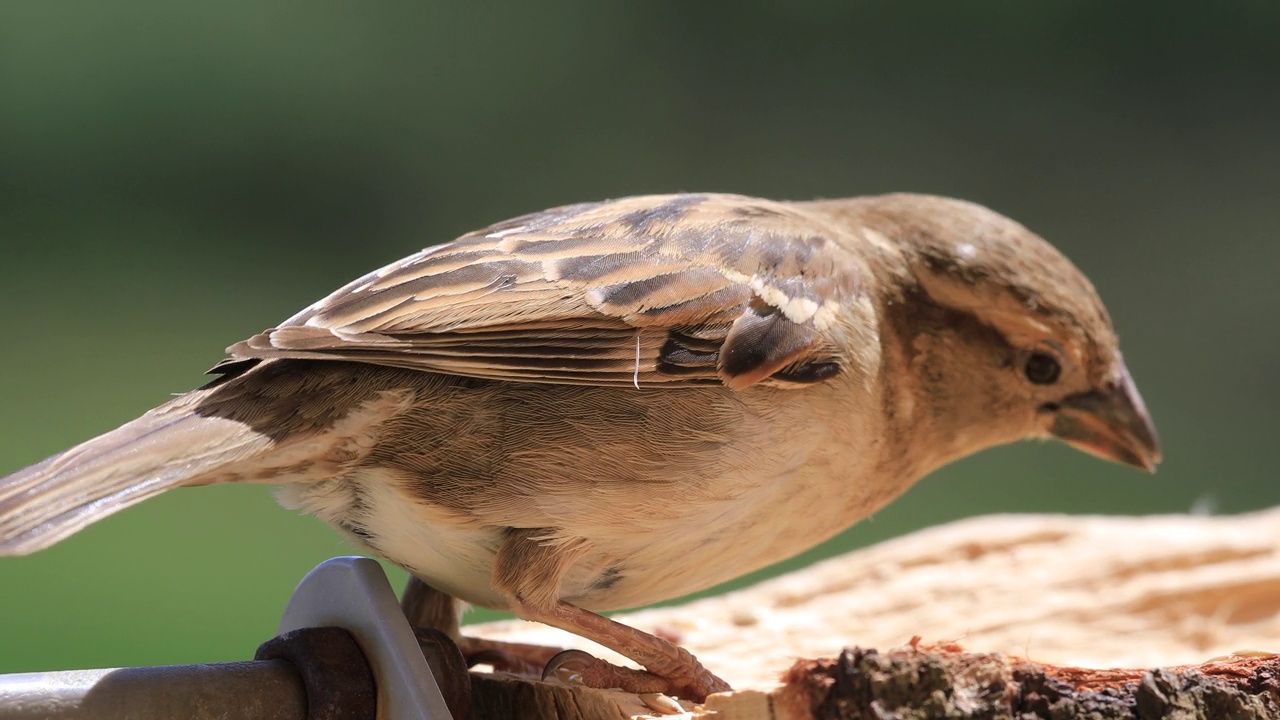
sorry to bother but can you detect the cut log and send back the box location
[459,510,1280,718]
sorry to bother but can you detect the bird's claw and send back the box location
[464,648,544,676]
[541,648,731,702]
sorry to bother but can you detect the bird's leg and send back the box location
[401,575,464,638]
[532,600,731,700]
[493,529,732,702]
[400,575,564,676]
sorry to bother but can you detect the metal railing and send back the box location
[0,558,466,720]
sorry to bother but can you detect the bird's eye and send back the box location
[1023,352,1061,385]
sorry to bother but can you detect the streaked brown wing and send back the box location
[224,193,863,389]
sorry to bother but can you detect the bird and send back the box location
[0,192,1160,701]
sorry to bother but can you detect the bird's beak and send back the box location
[1050,364,1161,472]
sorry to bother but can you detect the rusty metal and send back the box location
[400,576,472,719]
[413,629,472,720]
[255,627,376,720]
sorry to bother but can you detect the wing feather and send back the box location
[225,193,864,389]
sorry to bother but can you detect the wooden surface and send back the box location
[462,509,1280,718]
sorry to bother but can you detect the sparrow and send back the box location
[0,192,1160,701]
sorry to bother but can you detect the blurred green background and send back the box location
[1,2,1277,673]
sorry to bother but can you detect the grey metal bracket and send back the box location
[278,556,453,720]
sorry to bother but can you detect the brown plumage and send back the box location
[0,192,1159,701]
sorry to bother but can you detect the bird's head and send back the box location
[808,194,1160,474]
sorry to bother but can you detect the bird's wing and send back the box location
[223,193,864,390]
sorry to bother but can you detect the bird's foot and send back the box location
[401,576,564,676]
[542,648,731,702]
[455,635,566,677]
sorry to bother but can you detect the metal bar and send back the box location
[0,558,456,720]
[0,659,306,720]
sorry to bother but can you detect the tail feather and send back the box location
[0,396,272,556]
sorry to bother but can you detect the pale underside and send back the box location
[270,365,893,612]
